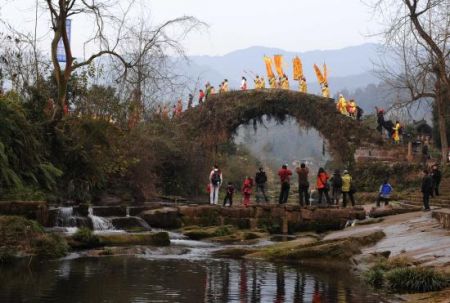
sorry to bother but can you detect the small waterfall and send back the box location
[126,207,130,217]
[88,207,114,231]
[57,207,77,227]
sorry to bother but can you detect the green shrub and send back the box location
[364,268,385,288]
[73,227,100,248]
[32,234,68,258]
[385,267,449,293]
[99,248,114,256]
[213,226,233,237]
[0,216,44,246]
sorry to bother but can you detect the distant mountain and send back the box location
[181,43,382,92]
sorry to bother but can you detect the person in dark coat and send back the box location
[375,107,385,134]
[296,163,309,206]
[330,169,342,205]
[223,182,235,207]
[431,164,442,196]
[421,169,433,211]
[356,106,364,121]
[255,167,269,203]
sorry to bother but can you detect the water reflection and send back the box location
[0,257,382,303]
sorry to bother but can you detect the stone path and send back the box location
[324,210,450,269]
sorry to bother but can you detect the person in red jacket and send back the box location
[278,164,292,204]
[198,89,205,105]
[316,167,331,205]
[242,176,254,207]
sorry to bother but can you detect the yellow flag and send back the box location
[264,56,275,79]
[313,64,325,84]
[323,63,328,83]
[274,55,284,77]
[293,56,303,80]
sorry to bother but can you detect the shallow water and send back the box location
[0,255,385,303]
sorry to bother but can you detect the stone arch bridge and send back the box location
[181,89,383,163]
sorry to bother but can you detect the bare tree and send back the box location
[370,0,450,162]
[44,0,134,120]
[113,13,204,116]
[0,28,50,95]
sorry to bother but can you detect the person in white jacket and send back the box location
[240,77,248,90]
[209,165,223,205]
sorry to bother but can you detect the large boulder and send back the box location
[140,207,181,229]
[96,232,170,246]
[111,217,151,232]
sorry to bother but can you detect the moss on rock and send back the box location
[183,225,235,240]
[97,232,170,247]
[253,230,385,263]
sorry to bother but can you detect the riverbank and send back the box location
[2,202,450,302]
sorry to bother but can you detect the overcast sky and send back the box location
[0,0,382,57]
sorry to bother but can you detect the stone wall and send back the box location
[0,201,49,225]
[175,205,366,234]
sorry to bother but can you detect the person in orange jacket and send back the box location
[316,167,331,204]
[242,176,254,207]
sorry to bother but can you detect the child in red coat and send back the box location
[242,177,254,207]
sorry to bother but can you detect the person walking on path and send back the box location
[296,163,309,206]
[431,164,442,196]
[242,177,254,207]
[209,165,223,205]
[421,169,433,211]
[330,169,342,205]
[377,179,393,207]
[316,167,331,205]
[278,164,292,204]
[255,167,269,203]
[223,182,235,207]
[341,170,355,207]
[421,144,429,167]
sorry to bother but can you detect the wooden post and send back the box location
[407,142,413,162]
[282,208,288,234]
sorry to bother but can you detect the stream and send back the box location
[0,207,388,302]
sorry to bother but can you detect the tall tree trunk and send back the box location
[54,75,68,120]
[436,78,448,163]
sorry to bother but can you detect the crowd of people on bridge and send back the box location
[152,55,373,124]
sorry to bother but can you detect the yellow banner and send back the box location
[264,56,275,79]
[323,63,328,83]
[313,64,325,84]
[293,56,303,80]
[274,55,284,77]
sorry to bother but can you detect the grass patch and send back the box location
[72,227,101,249]
[385,267,449,293]
[364,255,448,293]
[0,215,68,259]
[32,233,68,258]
